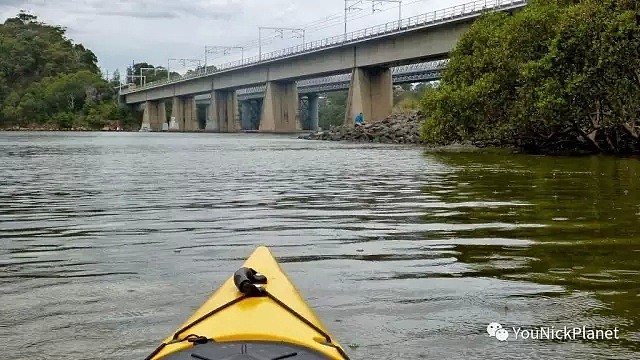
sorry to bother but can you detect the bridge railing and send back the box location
[123,0,526,94]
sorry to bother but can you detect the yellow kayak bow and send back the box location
[146,246,349,360]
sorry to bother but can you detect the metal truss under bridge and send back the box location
[235,60,448,101]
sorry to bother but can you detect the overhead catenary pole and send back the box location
[139,67,154,87]
[167,58,202,81]
[370,0,402,24]
[129,74,146,87]
[344,0,363,40]
[344,0,402,38]
[205,46,245,68]
[258,27,305,61]
[127,60,136,84]
[259,28,262,61]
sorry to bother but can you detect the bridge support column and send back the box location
[240,101,254,131]
[141,101,165,131]
[170,97,198,132]
[141,101,153,131]
[308,94,319,131]
[169,97,182,131]
[260,81,300,133]
[208,90,238,132]
[154,101,166,131]
[206,93,219,131]
[245,99,262,131]
[345,67,393,125]
[183,97,198,131]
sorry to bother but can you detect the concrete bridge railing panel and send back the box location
[354,22,469,68]
[174,77,214,98]
[265,47,355,83]
[211,68,270,92]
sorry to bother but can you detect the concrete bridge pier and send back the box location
[141,101,153,131]
[208,90,238,132]
[299,97,308,130]
[345,67,393,125]
[239,99,262,131]
[260,81,300,132]
[203,103,215,131]
[141,100,166,131]
[240,101,252,130]
[307,94,319,131]
[184,97,198,131]
[205,93,219,132]
[155,101,166,131]
[298,94,319,131]
[169,96,198,131]
[169,97,182,131]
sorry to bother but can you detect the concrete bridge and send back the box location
[124,0,527,132]
[195,60,447,131]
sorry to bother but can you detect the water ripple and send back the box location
[1,133,638,359]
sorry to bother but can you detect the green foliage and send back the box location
[1,70,117,127]
[394,83,434,111]
[0,12,98,90]
[0,13,134,129]
[421,0,640,154]
[319,91,348,129]
[54,112,73,129]
[127,62,180,86]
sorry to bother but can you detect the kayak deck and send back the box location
[148,246,348,360]
[162,341,332,359]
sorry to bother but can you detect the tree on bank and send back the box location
[126,63,181,86]
[421,0,640,154]
[0,12,136,129]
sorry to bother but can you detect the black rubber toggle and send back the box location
[185,334,209,345]
[234,267,268,296]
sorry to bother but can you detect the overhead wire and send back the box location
[199,0,432,65]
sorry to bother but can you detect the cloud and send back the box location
[1,0,240,20]
[0,0,466,77]
[88,10,179,20]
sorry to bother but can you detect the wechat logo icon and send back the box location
[487,322,509,341]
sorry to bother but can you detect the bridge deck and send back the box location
[122,0,526,101]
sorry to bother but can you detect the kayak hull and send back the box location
[149,246,347,360]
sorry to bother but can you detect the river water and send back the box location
[1,132,638,359]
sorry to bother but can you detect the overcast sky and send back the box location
[0,0,467,78]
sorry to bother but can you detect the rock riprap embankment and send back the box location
[301,111,425,144]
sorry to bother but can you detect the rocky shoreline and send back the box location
[300,111,425,144]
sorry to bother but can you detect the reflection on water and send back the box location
[0,132,638,359]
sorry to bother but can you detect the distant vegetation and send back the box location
[126,62,180,87]
[421,0,640,154]
[0,13,136,130]
[318,92,348,129]
[395,83,433,111]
